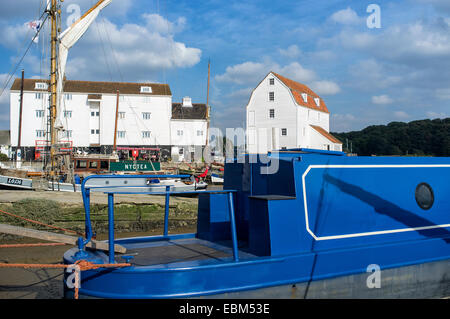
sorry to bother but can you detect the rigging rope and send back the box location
[0,11,50,98]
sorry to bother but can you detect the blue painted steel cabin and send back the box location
[63,149,450,298]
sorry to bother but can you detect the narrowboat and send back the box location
[63,149,450,298]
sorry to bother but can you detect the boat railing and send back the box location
[80,174,239,264]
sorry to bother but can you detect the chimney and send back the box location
[182,96,193,107]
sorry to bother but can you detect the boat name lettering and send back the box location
[6,178,22,185]
[124,163,148,170]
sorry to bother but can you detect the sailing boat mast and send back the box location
[205,60,211,147]
[49,0,60,175]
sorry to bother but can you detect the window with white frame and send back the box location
[269,109,275,119]
[140,86,152,93]
[36,130,45,137]
[197,130,203,136]
[117,131,126,138]
[35,93,43,100]
[63,130,72,138]
[269,78,275,85]
[281,128,287,136]
[35,110,44,118]
[63,111,72,118]
[35,82,48,90]
[142,112,151,120]
[118,112,125,119]
[269,91,274,101]
[177,130,183,136]
[64,93,72,100]
[142,131,151,138]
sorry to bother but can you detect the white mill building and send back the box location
[246,72,342,154]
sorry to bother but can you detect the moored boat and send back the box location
[63,149,450,298]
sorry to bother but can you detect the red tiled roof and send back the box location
[271,72,329,113]
[310,125,342,144]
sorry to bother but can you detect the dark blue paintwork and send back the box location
[64,150,450,298]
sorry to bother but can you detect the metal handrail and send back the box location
[80,174,190,249]
[80,174,239,263]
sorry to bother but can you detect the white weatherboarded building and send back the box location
[9,79,207,161]
[246,72,342,153]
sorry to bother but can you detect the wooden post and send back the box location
[0,223,127,253]
[113,90,119,153]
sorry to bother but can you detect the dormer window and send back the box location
[182,97,192,107]
[301,93,308,103]
[314,97,320,107]
[35,82,48,90]
[140,86,152,93]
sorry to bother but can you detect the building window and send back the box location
[64,130,72,138]
[35,82,48,90]
[281,128,287,136]
[301,93,308,103]
[91,111,99,117]
[179,148,184,155]
[140,86,152,93]
[269,91,274,101]
[142,131,151,138]
[269,78,274,85]
[35,93,43,100]
[35,110,44,118]
[117,131,126,138]
[118,112,125,119]
[36,130,45,137]
[76,160,87,168]
[63,111,72,118]
[89,161,98,169]
[64,94,72,100]
[177,130,183,136]
[96,129,100,134]
[269,109,275,119]
[142,112,151,120]
[197,130,203,136]
[314,97,320,107]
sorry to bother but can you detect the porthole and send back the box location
[415,183,434,210]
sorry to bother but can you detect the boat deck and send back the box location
[114,236,254,267]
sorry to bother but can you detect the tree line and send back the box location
[332,118,450,157]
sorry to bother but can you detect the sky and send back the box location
[0,0,449,133]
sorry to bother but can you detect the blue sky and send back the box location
[0,0,449,133]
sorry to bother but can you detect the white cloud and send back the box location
[426,111,447,118]
[63,16,201,80]
[143,14,186,35]
[279,45,301,59]
[215,61,268,85]
[329,7,362,25]
[372,95,393,105]
[215,60,319,87]
[393,111,410,119]
[311,80,341,95]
